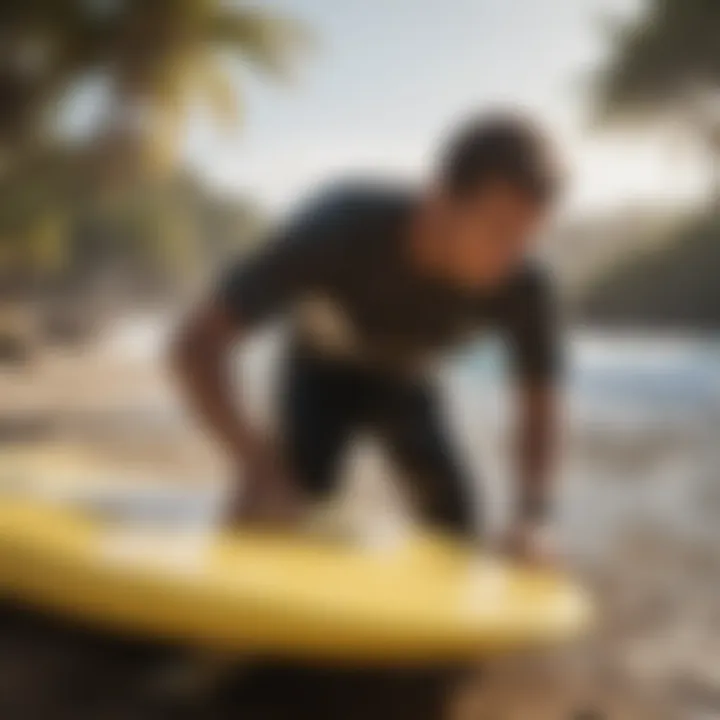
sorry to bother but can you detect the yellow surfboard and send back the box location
[0,448,591,663]
[0,503,590,663]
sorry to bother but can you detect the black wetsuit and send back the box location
[219,183,560,536]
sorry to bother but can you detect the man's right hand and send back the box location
[227,449,304,528]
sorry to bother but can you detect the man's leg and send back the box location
[374,380,478,538]
[279,353,362,501]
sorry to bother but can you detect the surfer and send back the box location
[172,111,564,564]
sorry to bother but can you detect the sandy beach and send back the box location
[1,322,718,718]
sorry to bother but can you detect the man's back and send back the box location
[220,181,557,377]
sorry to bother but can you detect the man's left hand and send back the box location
[503,520,558,567]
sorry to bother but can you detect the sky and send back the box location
[184,0,709,216]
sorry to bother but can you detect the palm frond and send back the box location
[206,9,313,78]
[594,0,720,125]
[193,53,242,128]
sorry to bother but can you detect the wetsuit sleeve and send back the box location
[501,266,563,384]
[217,191,347,327]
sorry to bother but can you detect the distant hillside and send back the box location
[545,207,691,291]
[571,210,720,330]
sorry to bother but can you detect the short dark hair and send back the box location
[438,111,562,203]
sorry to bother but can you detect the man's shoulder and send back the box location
[298,178,417,224]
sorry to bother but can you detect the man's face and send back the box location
[442,182,548,287]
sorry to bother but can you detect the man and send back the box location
[172,112,563,563]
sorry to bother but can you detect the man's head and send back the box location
[431,111,562,287]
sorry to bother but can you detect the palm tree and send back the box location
[592,0,720,198]
[0,0,309,172]
[0,1,305,355]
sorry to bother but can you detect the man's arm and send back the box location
[516,383,557,522]
[169,189,346,524]
[170,302,299,524]
[171,304,251,459]
[504,266,563,561]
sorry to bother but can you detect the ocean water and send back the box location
[450,332,720,561]
[103,317,720,554]
[460,331,720,417]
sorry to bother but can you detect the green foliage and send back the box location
[0,1,305,299]
[0,0,310,158]
[0,147,263,296]
[593,0,720,122]
[576,210,720,328]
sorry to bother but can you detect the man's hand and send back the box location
[511,382,559,566]
[503,520,558,567]
[227,448,305,528]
